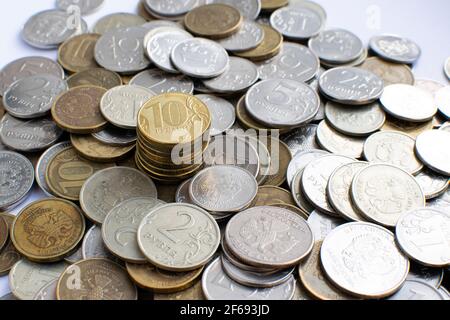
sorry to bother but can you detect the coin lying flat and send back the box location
[360,57,415,86]
[214,0,261,20]
[154,280,204,300]
[281,124,320,156]
[33,279,57,300]
[0,214,21,276]
[307,210,345,241]
[415,130,450,176]
[381,115,434,139]
[235,24,283,61]
[369,35,421,64]
[415,169,449,200]
[71,134,135,163]
[145,0,199,17]
[93,13,147,34]
[58,33,101,73]
[56,0,104,15]
[196,95,236,137]
[253,186,296,206]
[218,19,264,52]
[435,86,450,120]
[67,68,122,90]
[321,222,409,299]
[130,69,194,94]
[387,280,445,300]
[92,126,137,146]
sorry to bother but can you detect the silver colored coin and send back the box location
[0,151,34,209]
[145,0,199,17]
[302,154,354,215]
[246,79,320,128]
[130,69,194,94]
[33,279,57,300]
[286,149,329,187]
[387,280,444,300]
[319,67,384,105]
[3,75,68,119]
[363,131,423,175]
[396,208,450,267]
[0,56,64,96]
[138,203,221,271]
[171,38,230,79]
[307,210,345,241]
[225,206,314,269]
[445,57,450,81]
[82,225,118,261]
[369,35,421,64]
[316,120,365,159]
[196,95,236,136]
[309,73,326,121]
[325,101,386,137]
[202,257,296,300]
[380,84,437,122]
[213,0,261,20]
[320,47,368,69]
[95,27,151,74]
[93,13,147,34]
[0,114,63,152]
[291,169,317,215]
[352,164,425,227]
[92,126,137,146]
[281,124,320,156]
[56,0,104,15]
[415,169,449,200]
[190,165,258,213]
[143,20,184,33]
[439,287,450,300]
[309,28,364,64]
[100,85,155,129]
[321,222,409,299]
[80,167,158,224]
[64,245,83,264]
[175,179,193,203]
[427,187,450,211]
[217,20,264,52]
[407,262,444,288]
[102,197,165,263]
[257,42,320,83]
[435,86,450,120]
[415,130,450,176]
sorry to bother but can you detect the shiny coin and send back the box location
[33,279,57,300]
[291,169,318,215]
[67,68,122,89]
[138,203,221,271]
[71,134,135,162]
[252,186,296,206]
[196,95,236,136]
[415,169,449,200]
[80,167,157,224]
[92,126,137,146]
[381,115,433,139]
[439,287,450,300]
[154,280,204,300]
[130,69,194,94]
[145,0,200,17]
[235,24,283,61]
[307,210,345,241]
[56,0,104,15]
[93,13,147,34]
[281,124,320,156]
[218,20,264,52]
[316,120,365,158]
[360,57,415,86]
[415,130,450,176]
[271,203,309,220]
[58,33,101,74]
[175,178,193,204]
[435,86,450,119]
[262,137,292,187]
[388,280,444,300]
[0,214,21,276]
[351,164,425,227]
[248,136,272,185]
[57,259,138,300]
[407,262,444,288]
[0,216,8,251]
[320,47,368,69]
[82,225,117,261]
[321,222,409,299]
[214,0,261,20]
[363,131,423,175]
[369,35,421,64]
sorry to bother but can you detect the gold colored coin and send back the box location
[0,213,21,276]
[67,68,122,90]
[136,146,203,172]
[58,33,100,73]
[11,199,85,263]
[381,115,434,139]
[71,134,135,163]
[0,215,7,251]
[360,57,415,86]
[184,4,242,39]
[269,203,309,220]
[261,0,289,11]
[52,86,108,134]
[137,150,203,176]
[154,280,204,300]
[252,186,296,206]
[46,146,115,201]
[263,137,292,187]
[235,24,283,61]
[126,263,203,294]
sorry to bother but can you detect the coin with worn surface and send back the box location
[3,75,68,119]
[92,126,137,146]
[235,24,283,61]
[33,279,57,300]
[321,222,409,299]
[316,121,365,158]
[130,69,194,94]
[360,57,414,86]
[319,67,384,105]
[218,20,264,52]
[388,280,444,300]
[57,259,138,300]
[0,214,21,276]
[252,186,296,207]
[407,263,444,288]
[214,0,261,19]
[363,131,423,175]
[396,208,450,267]
[154,280,204,300]
[369,35,421,64]
[67,68,122,90]
[307,210,344,241]
[82,225,117,261]
[58,34,100,73]
[415,169,449,200]
[196,95,236,136]
[80,167,157,224]
[415,130,450,176]
[263,137,292,186]
[93,13,147,34]
[56,0,104,15]
[435,86,450,119]
[0,216,8,251]
[381,115,433,139]
[102,197,165,263]
[71,134,135,162]
[352,164,425,227]
[138,203,220,271]
[281,124,320,156]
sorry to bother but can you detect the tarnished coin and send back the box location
[58,34,100,73]
[82,225,117,261]
[263,137,292,187]
[307,210,344,241]
[138,203,221,271]
[218,20,264,52]
[281,124,320,156]
[388,280,444,300]
[130,69,194,94]
[380,84,437,122]
[252,186,296,206]
[0,214,21,276]
[214,0,261,20]
[154,280,204,300]
[33,279,58,300]
[235,24,283,61]
[352,164,425,227]
[92,126,137,146]
[407,262,444,288]
[56,0,104,15]
[381,115,434,139]
[71,134,135,163]
[0,151,34,209]
[3,75,68,119]
[57,259,138,300]
[360,57,415,86]
[102,197,165,263]
[363,131,423,175]
[435,86,450,120]
[0,216,8,251]
[369,35,421,64]
[319,67,384,105]
[0,114,62,152]
[316,120,365,158]
[321,222,409,299]
[80,167,157,224]
[67,68,122,89]
[196,95,236,136]
[257,42,319,82]
[93,13,147,34]
[396,208,450,267]
[171,38,230,78]
[416,130,450,176]
[415,169,449,200]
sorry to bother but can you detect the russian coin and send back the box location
[138,203,221,271]
[271,203,309,220]
[93,13,147,34]
[257,42,319,82]
[143,20,184,32]
[252,185,296,206]
[214,0,261,20]
[363,131,423,175]
[82,225,117,261]
[380,84,437,122]
[319,67,384,105]
[64,245,83,264]
[435,86,450,119]
[321,222,409,299]
[145,0,199,17]
[102,197,165,263]
[319,47,368,69]
[154,280,204,300]
[92,126,137,146]
[291,169,317,215]
[57,259,138,300]
[381,115,434,139]
[396,208,450,267]
[130,69,194,94]
[0,216,7,251]
[66,68,123,89]
[307,210,344,241]
[325,101,386,137]
[196,95,236,136]
[388,280,444,300]
[0,114,63,152]
[360,57,415,86]
[369,35,421,64]
[0,151,34,209]
[80,167,157,224]
[407,262,444,288]
[415,130,450,176]
[281,124,320,156]
[171,38,230,78]
[33,279,58,300]
[415,169,449,200]
[58,33,100,73]
[351,164,425,227]
[262,137,291,187]
[248,136,272,185]
[235,24,283,61]
[316,120,365,158]
[56,0,104,15]
[71,134,135,162]
[261,0,288,11]
[175,179,193,204]
[0,214,21,276]
[218,20,264,52]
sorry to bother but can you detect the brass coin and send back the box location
[252,186,296,206]
[360,57,414,86]
[0,213,21,276]
[126,263,203,294]
[235,24,283,61]
[58,33,100,73]
[184,4,242,39]
[137,148,203,173]
[261,0,289,11]
[67,68,122,90]
[135,153,203,180]
[71,134,135,162]
[46,146,115,201]
[11,199,86,263]
[52,86,108,134]
[0,215,7,251]
[381,115,434,139]
[269,203,309,220]
[154,280,204,300]
[263,137,292,187]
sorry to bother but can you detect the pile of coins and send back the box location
[0,0,450,301]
